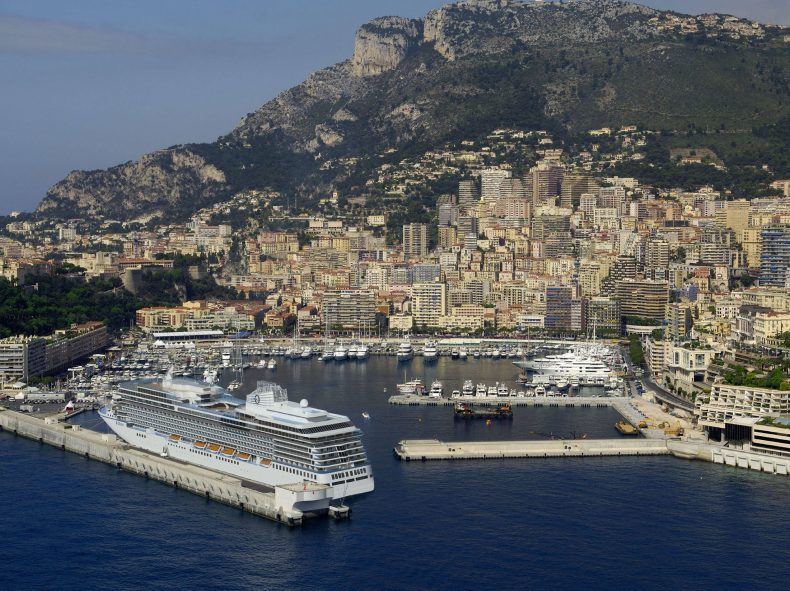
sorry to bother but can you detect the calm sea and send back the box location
[1,358,788,590]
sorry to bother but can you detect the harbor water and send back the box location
[2,357,788,590]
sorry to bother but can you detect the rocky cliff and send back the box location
[38,149,228,219]
[37,0,790,221]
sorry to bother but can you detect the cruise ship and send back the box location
[514,350,612,381]
[99,374,374,510]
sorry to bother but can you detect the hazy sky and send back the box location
[1,0,787,214]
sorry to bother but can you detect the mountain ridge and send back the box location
[36,0,790,220]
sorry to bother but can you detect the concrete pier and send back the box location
[393,438,670,461]
[0,408,347,526]
[392,437,790,477]
[388,395,617,408]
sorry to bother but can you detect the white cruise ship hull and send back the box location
[99,408,374,509]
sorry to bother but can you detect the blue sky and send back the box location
[0,0,787,214]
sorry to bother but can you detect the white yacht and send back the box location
[514,350,612,382]
[397,379,425,396]
[497,383,509,397]
[462,380,474,397]
[459,348,468,360]
[267,358,277,370]
[422,341,439,361]
[428,381,444,398]
[356,343,369,360]
[99,376,374,510]
[333,343,348,361]
[347,343,359,359]
[475,383,487,398]
[397,340,414,362]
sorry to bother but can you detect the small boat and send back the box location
[615,421,639,436]
[473,350,481,359]
[267,359,277,370]
[362,412,371,420]
[320,348,334,362]
[258,359,267,368]
[451,349,460,359]
[462,380,474,397]
[487,385,498,397]
[459,348,468,360]
[300,346,312,359]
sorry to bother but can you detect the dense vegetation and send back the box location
[610,121,789,198]
[0,275,137,337]
[723,363,790,391]
[628,336,645,367]
[133,266,236,307]
[0,260,237,338]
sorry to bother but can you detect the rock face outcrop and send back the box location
[351,17,423,76]
[37,149,227,220]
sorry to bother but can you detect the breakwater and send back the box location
[0,408,348,525]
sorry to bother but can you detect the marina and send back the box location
[2,354,788,591]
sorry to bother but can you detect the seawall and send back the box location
[0,408,346,525]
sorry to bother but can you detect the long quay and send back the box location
[0,408,344,526]
[393,438,670,461]
[388,395,617,407]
